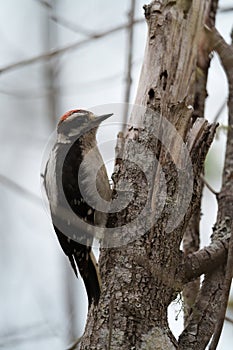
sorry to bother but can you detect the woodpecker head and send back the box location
[57,109,113,139]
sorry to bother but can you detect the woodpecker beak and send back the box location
[94,113,113,124]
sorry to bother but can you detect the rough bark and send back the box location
[78,1,233,349]
[79,1,218,349]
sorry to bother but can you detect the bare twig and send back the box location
[0,72,122,99]
[66,336,82,350]
[213,99,227,123]
[35,0,94,36]
[225,316,233,324]
[0,56,143,99]
[0,174,41,205]
[36,0,52,9]
[219,7,233,13]
[200,174,218,196]
[43,0,58,127]
[50,14,94,37]
[123,0,136,125]
[0,19,144,75]
[0,73,122,99]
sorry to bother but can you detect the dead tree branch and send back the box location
[207,27,233,350]
[182,0,219,324]
[178,25,233,350]
[180,233,230,284]
[0,19,143,75]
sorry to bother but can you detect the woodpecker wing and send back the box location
[44,129,110,306]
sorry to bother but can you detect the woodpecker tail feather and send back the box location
[54,226,101,306]
[73,249,101,306]
[68,255,78,277]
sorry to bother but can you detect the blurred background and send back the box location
[0,1,232,349]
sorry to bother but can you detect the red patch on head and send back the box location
[58,109,87,125]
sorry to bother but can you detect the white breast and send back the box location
[44,145,59,216]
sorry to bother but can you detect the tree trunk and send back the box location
[79,1,231,349]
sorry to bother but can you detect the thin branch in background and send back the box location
[0,19,144,75]
[0,74,122,99]
[43,0,58,127]
[0,87,39,98]
[219,7,233,13]
[213,99,227,123]
[200,174,218,196]
[36,0,52,9]
[50,14,94,37]
[0,56,144,100]
[0,73,121,99]
[66,336,82,350]
[225,316,233,325]
[123,0,136,125]
[36,0,94,37]
[0,174,42,206]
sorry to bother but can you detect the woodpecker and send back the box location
[44,109,112,306]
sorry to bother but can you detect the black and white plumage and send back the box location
[44,109,112,306]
